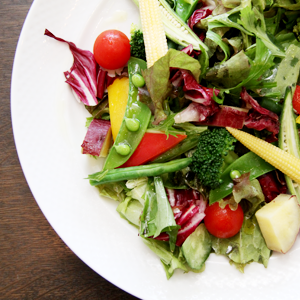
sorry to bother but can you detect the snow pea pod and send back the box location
[89,158,192,186]
[260,98,283,115]
[209,152,275,205]
[175,0,199,23]
[103,57,152,170]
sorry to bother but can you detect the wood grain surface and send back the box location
[0,1,139,299]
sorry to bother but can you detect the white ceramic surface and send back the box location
[11,0,300,299]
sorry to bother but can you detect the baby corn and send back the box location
[139,0,168,68]
[226,127,300,184]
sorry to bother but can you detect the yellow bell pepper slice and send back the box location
[107,77,129,140]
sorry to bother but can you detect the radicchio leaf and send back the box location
[199,105,248,128]
[257,171,287,202]
[174,102,247,128]
[174,102,201,123]
[181,44,201,58]
[155,189,207,246]
[81,119,111,156]
[96,68,107,100]
[85,98,109,120]
[45,29,98,106]
[171,69,219,106]
[188,8,213,31]
[241,88,280,141]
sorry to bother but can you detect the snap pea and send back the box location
[115,144,131,156]
[260,98,283,115]
[103,57,152,170]
[89,158,192,186]
[125,118,140,132]
[132,73,145,88]
[230,170,241,180]
[175,0,199,23]
[209,151,275,205]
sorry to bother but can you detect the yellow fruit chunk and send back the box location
[99,127,112,157]
[256,194,300,253]
[107,77,129,140]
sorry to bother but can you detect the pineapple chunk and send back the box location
[255,194,300,253]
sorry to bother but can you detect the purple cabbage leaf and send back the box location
[45,29,98,106]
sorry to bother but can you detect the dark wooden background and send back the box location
[0,1,139,299]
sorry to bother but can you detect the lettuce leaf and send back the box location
[205,50,250,88]
[233,177,265,218]
[126,177,148,206]
[117,197,143,227]
[271,43,300,98]
[142,238,189,279]
[140,180,158,237]
[211,216,271,272]
[274,0,300,10]
[205,0,284,60]
[205,30,231,62]
[140,177,180,250]
[153,177,179,238]
[142,49,201,124]
[206,2,252,35]
[96,182,127,202]
[238,5,285,58]
[229,38,276,92]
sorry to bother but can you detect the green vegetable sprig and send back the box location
[130,29,146,61]
[89,158,192,186]
[191,128,237,190]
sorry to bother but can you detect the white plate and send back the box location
[11,0,300,299]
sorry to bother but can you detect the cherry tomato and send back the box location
[204,202,244,239]
[292,85,300,114]
[93,30,131,70]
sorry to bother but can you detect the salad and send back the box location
[45,0,300,279]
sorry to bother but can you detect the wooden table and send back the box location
[0,1,139,299]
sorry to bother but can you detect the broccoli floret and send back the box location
[191,128,237,190]
[130,29,146,61]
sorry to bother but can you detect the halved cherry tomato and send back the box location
[204,202,244,239]
[292,85,300,114]
[93,30,131,70]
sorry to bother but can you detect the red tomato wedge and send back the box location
[292,85,300,114]
[120,132,187,168]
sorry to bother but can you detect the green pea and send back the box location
[132,73,145,88]
[115,144,131,156]
[125,118,140,132]
[230,170,241,180]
